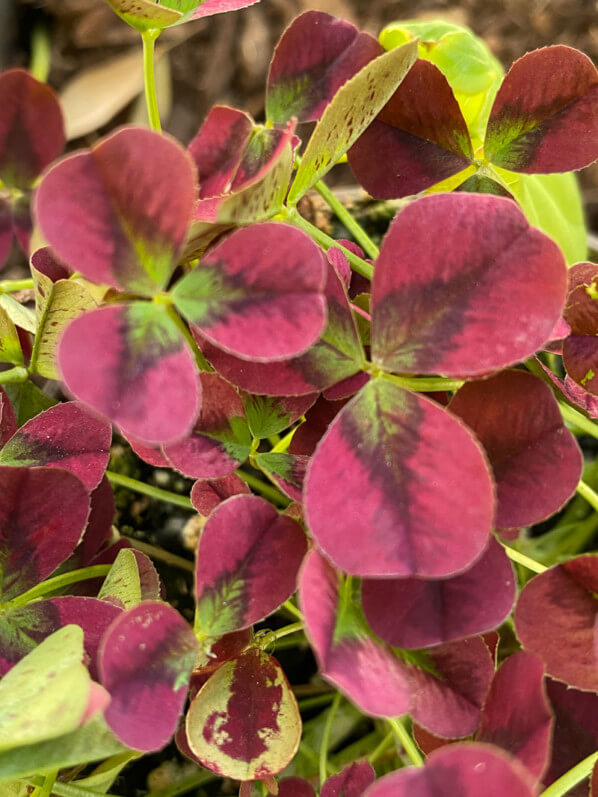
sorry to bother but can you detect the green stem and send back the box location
[577,479,598,513]
[9,565,112,608]
[106,470,193,510]
[284,206,374,281]
[26,781,120,797]
[387,717,423,766]
[164,303,212,372]
[282,599,303,621]
[0,278,34,293]
[29,24,51,83]
[39,770,59,797]
[379,371,465,392]
[499,541,547,574]
[297,693,335,711]
[559,401,598,442]
[320,691,342,785]
[236,469,290,506]
[313,179,380,259]
[540,751,598,797]
[122,536,194,572]
[0,366,28,385]
[369,729,395,765]
[141,29,162,132]
[273,621,303,640]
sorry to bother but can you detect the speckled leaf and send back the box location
[195,494,306,637]
[0,389,17,447]
[477,652,552,783]
[321,761,375,797]
[0,69,64,189]
[98,548,143,608]
[191,474,250,516]
[266,11,380,125]
[173,223,326,361]
[0,401,111,490]
[305,378,494,577]
[186,647,301,780]
[189,629,252,695]
[362,538,515,649]
[0,306,23,365]
[0,626,91,752]
[99,601,198,751]
[288,40,418,202]
[58,302,199,444]
[371,193,567,376]
[244,394,316,439]
[348,59,473,198]
[254,452,308,502]
[103,0,182,29]
[449,370,582,528]
[35,128,196,296]
[299,550,411,718]
[0,466,90,601]
[485,46,598,173]
[515,555,598,691]
[366,744,535,797]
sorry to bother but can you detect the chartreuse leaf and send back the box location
[0,294,36,334]
[0,307,23,365]
[102,0,182,31]
[186,647,301,780]
[288,39,418,203]
[72,751,141,793]
[0,626,90,753]
[98,549,142,608]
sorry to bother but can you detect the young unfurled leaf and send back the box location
[190,473,250,516]
[371,193,567,376]
[485,46,598,173]
[186,647,301,780]
[99,548,146,609]
[348,59,473,198]
[99,601,198,751]
[266,11,380,125]
[288,40,418,202]
[243,394,315,439]
[173,223,327,361]
[35,128,197,296]
[304,378,494,577]
[58,302,200,444]
[195,494,307,637]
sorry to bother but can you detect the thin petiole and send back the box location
[0,366,28,385]
[141,28,162,132]
[8,565,113,608]
[540,751,598,797]
[313,178,380,259]
[387,717,424,766]
[559,400,598,442]
[369,729,396,765]
[379,371,465,393]
[106,470,193,510]
[0,278,34,293]
[577,479,598,513]
[236,469,290,506]
[499,541,547,574]
[320,691,342,784]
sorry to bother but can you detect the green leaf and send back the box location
[3,381,57,426]
[0,307,24,365]
[0,295,35,334]
[72,751,140,793]
[98,549,142,609]
[288,40,418,203]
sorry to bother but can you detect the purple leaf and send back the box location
[0,69,64,190]
[515,555,598,691]
[190,473,250,516]
[58,302,200,444]
[0,401,111,490]
[304,378,494,577]
[449,370,582,528]
[348,59,473,198]
[99,601,198,751]
[485,46,598,173]
[189,0,261,19]
[266,11,380,125]
[35,128,197,296]
[0,388,17,447]
[0,466,90,601]
[299,550,411,718]
[371,193,567,376]
[195,494,307,636]
[173,223,327,361]
[70,476,115,567]
[362,538,515,649]
[321,761,375,797]
[279,778,316,797]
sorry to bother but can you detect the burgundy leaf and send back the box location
[289,397,346,456]
[0,388,17,447]
[449,370,582,527]
[485,46,598,173]
[190,629,252,695]
[362,538,515,649]
[189,0,261,19]
[195,494,307,637]
[562,262,598,394]
[561,336,598,396]
[99,601,198,751]
[0,466,90,601]
[322,761,375,797]
[536,359,598,419]
[279,778,316,797]
[299,550,411,718]
[30,246,70,282]
[323,372,369,401]
[58,302,200,444]
[413,724,454,756]
[35,128,196,296]
[372,193,566,376]
[348,59,473,198]
[190,473,250,516]
[304,378,494,577]
[71,476,115,567]
[126,434,171,468]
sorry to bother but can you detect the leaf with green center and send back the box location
[173,223,327,362]
[0,626,91,752]
[35,128,197,297]
[186,647,301,780]
[254,452,308,502]
[243,394,316,439]
[288,39,418,203]
[58,302,200,444]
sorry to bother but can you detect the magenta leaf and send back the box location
[449,370,582,528]
[255,452,308,502]
[348,59,473,198]
[35,128,196,296]
[321,761,375,797]
[0,388,17,447]
[0,69,64,190]
[190,473,250,516]
[58,302,200,444]
[99,601,198,751]
[0,401,111,490]
[299,551,411,718]
[173,223,327,361]
[305,378,494,577]
[195,494,307,637]
[366,743,535,797]
[189,0,260,19]
[0,466,90,601]
[515,555,598,691]
[362,538,515,649]
[477,652,552,783]
[485,46,598,173]
[371,193,567,376]
[266,11,380,125]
